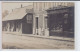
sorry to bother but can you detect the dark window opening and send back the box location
[27,14,33,23]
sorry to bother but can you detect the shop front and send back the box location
[46,6,74,37]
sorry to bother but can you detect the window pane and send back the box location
[27,15,32,23]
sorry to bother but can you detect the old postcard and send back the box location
[2,2,74,49]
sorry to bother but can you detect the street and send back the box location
[2,32,74,49]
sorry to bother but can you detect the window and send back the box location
[27,14,33,23]
[64,14,68,18]
[64,14,68,24]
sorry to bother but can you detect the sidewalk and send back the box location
[3,31,74,42]
[22,34,74,42]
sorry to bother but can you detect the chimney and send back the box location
[21,4,22,8]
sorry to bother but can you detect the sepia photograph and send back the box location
[2,2,74,49]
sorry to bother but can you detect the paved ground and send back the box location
[2,32,74,49]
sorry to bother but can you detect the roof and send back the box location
[2,5,33,21]
[47,5,73,11]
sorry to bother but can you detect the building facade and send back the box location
[46,6,74,37]
[2,5,33,34]
[2,2,74,37]
[33,2,74,37]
